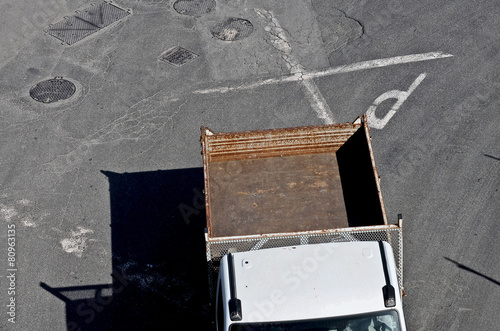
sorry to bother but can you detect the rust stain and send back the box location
[203,122,361,162]
[237,188,279,195]
[310,181,328,188]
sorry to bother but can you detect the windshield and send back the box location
[229,310,401,331]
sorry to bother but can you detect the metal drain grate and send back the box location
[173,0,216,16]
[159,46,199,67]
[47,2,130,45]
[211,18,254,41]
[29,78,76,104]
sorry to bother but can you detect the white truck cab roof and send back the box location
[216,241,406,331]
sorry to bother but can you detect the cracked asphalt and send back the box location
[1,0,500,330]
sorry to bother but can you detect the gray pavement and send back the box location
[0,0,499,330]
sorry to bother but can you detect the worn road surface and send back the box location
[0,0,499,330]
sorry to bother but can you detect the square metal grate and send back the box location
[159,46,199,67]
[47,2,130,45]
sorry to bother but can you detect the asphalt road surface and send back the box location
[0,0,499,330]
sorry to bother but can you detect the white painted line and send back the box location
[193,52,453,95]
[301,78,335,124]
[254,8,335,124]
[367,73,427,129]
[193,75,297,95]
[303,52,452,80]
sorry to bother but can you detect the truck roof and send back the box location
[220,241,403,324]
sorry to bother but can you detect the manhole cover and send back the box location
[47,2,130,45]
[173,0,216,16]
[159,46,199,67]
[29,78,76,103]
[211,18,254,41]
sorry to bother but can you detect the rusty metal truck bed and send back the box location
[201,115,388,239]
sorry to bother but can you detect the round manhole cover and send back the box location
[211,18,254,41]
[173,0,216,16]
[29,78,76,104]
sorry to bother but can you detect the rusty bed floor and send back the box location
[208,152,348,237]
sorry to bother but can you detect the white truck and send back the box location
[201,115,406,331]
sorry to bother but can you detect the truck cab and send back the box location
[216,241,406,331]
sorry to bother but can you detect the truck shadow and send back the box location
[41,168,213,330]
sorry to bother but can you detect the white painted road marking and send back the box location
[193,16,452,127]
[254,8,335,124]
[367,73,427,129]
[193,52,453,95]
[303,52,451,80]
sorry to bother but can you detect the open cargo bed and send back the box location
[201,115,403,295]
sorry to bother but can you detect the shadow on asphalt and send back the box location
[445,257,500,287]
[483,153,500,161]
[41,168,213,330]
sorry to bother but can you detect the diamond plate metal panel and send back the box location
[76,2,130,28]
[47,2,130,45]
[47,16,99,45]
